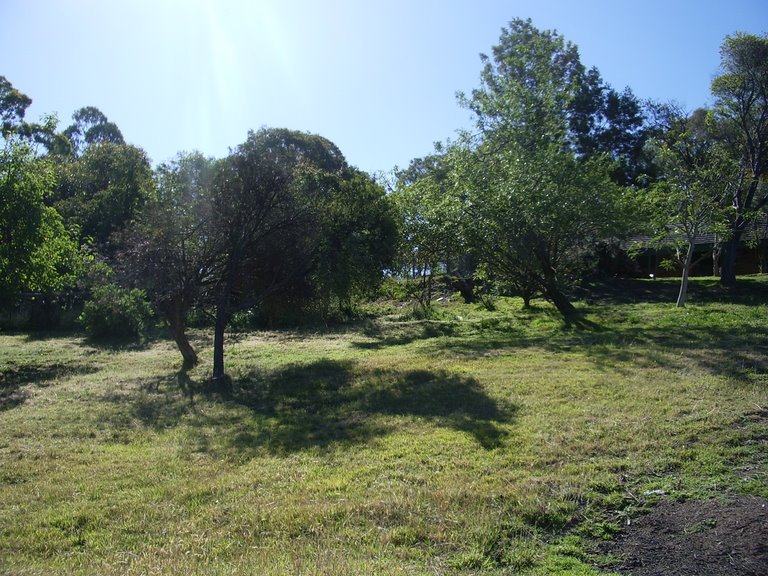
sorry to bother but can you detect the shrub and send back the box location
[79,283,152,340]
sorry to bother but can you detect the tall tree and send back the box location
[0,76,32,138]
[458,19,625,316]
[121,152,217,368]
[644,109,736,306]
[392,150,469,305]
[710,32,768,285]
[312,167,397,316]
[63,106,124,157]
[207,129,319,386]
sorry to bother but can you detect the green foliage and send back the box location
[0,139,81,302]
[391,149,469,305]
[79,283,152,341]
[63,106,124,157]
[709,31,768,284]
[312,168,398,314]
[456,19,629,316]
[0,76,32,138]
[642,108,737,304]
[54,141,154,248]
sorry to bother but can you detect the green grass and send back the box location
[1,276,767,575]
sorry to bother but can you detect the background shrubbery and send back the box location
[79,283,152,340]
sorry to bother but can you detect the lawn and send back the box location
[1,277,766,575]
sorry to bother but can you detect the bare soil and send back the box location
[599,494,768,575]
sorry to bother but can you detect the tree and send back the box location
[312,167,397,316]
[392,150,469,305]
[0,76,32,138]
[122,129,395,378]
[0,139,80,303]
[54,141,154,250]
[206,129,320,386]
[569,68,649,185]
[63,106,124,157]
[710,32,768,285]
[121,152,217,368]
[644,108,736,306]
[458,19,625,316]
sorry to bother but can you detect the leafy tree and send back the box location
[54,141,154,249]
[0,76,66,152]
[123,129,395,378]
[312,167,397,316]
[0,76,32,138]
[121,152,217,367]
[0,139,80,303]
[644,108,736,306]
[710,32,768,285]
[458,19,625,316]
[63,106,124,157]
[392,150,470,305]
[206,129,319,385]
[570,69,650,185]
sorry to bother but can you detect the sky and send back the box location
[1,0,766,174]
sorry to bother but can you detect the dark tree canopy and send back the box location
[54,141,154,249]
[710,31,768,285]
[63,106,124,157]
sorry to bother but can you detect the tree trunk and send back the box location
[542,280,575,317]
[211,284,232,391]
[170,321,198,369]
[166,303,197,369]
[455,276,476,304]
[712,244,721,277]
[676,242,695,308]
[719,232,741,286]
[212,306,227,384]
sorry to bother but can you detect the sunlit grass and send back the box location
[1,277,766,574]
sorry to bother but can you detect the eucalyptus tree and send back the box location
[0,76,32,138]
[63,106,124,157]
[710,32,768,285]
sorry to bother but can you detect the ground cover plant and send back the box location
[1,276,767,575]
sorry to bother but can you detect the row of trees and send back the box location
[391,21,767,310]
[1,90,397,385]
[2,20,766,380]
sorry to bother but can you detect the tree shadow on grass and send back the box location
[354,320,459,350]
[200,359,518,456]
[417,307,768,382]
[0,362,99,410]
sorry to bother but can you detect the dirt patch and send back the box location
[599,495,768,575]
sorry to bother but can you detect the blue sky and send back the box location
[1,0,766,174]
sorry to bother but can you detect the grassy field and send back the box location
[1,277,767,575]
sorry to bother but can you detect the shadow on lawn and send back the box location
[0,362,99,411]
[220,359,516,454]
[418,307,768,381]
[124,359,517,456]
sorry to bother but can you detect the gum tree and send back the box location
[710,32,768,285]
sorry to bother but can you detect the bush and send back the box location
[79,284,153,340]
